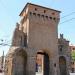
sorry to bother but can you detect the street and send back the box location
[0,73,4,75]
[70,73,75,75]
[0,73,75,75]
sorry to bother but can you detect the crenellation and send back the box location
[29,13,59,27]
[28,11,59,22]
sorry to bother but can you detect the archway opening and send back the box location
[59,56,67,75]
[36,51,49,75]
[14,50,27,75]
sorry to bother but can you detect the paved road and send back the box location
[0,73,75,75]
[70,73,75,75]
[0,73,4,75]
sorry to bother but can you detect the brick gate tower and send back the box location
[5,3,60,75]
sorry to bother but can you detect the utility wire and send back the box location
[1,17,75,46]
[0,39,11,46]
[0,39,4,42]
[0,0,75,21]
[0,42,11,46]
[60,17,75,24]
[0,43,11,46]
[0,0,15,45]
[61,12,75,19]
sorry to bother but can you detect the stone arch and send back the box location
[59,56,67,75]
[12,48,27,75]
[35,50,50,75]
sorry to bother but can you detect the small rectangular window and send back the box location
[24,34,27,47]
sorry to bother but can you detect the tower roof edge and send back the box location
[19,3,61,16]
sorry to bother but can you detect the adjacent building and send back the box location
[70,46,75,72]
[58,34,71,75]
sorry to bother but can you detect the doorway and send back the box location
[36,52,49,75]
[59,56,67,75]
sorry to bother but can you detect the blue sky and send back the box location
[0,0,75,56]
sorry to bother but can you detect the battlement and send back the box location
[20,3,60,21]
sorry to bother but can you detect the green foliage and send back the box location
[71,50,75,61]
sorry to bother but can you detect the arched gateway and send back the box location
[5,48,27,75]
[5,3,60,75]
[13,49,27,75]
[59,56,67,75]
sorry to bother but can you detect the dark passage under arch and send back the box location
[14,49,27,75]
[44,53,49,75]
[59,56,67,75]
[36,52,49,75]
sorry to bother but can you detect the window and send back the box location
[71,62,74,64]
[54,63,56,67]
[41,15,44,18]
[52,12,55,15]
[53,17,56,21]
[24,34,27,47]
[35,8,37,11]
[46,16,48,19]
[20,36,22,46]
[49,17,52,19]
[59,45,63,52]
[73,48,75,50]
[33,13,36,16]
[30,12,32,15]
[72,68,74,73]
[37,14,40,17]
[44,10,46,13]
